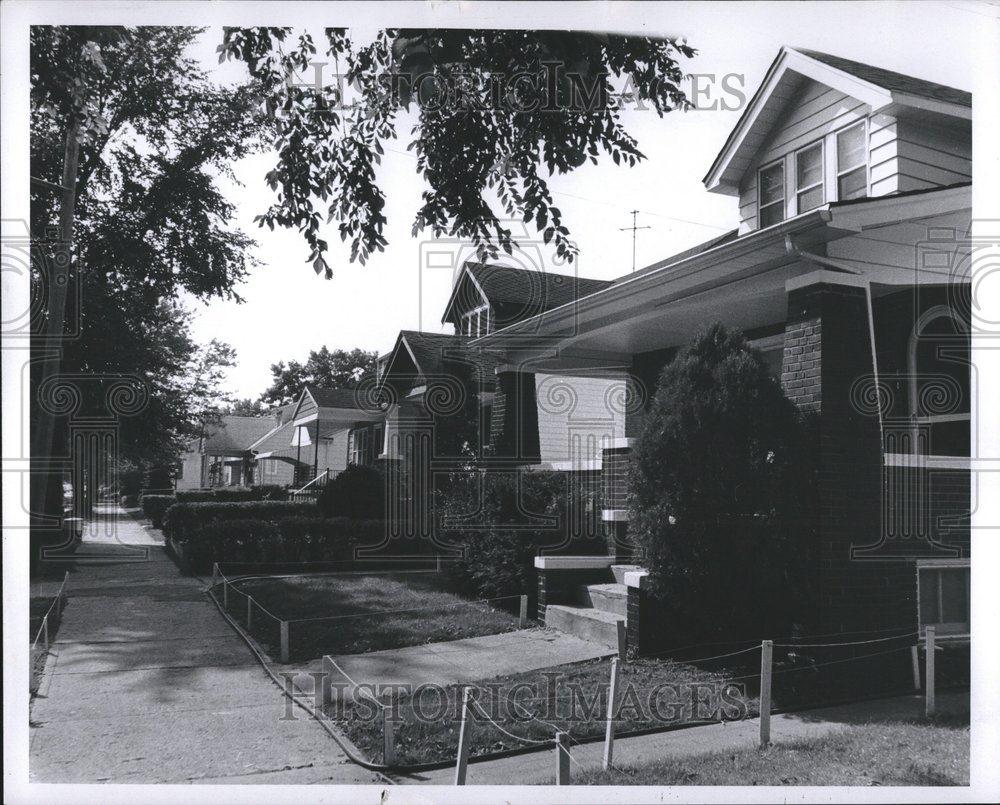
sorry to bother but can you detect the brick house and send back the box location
[469,47,972,652]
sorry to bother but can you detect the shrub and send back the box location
[180,515,387,570]
[629,324,815,645]
[140,494,176,529]
[162,500,318,543]
[251,484,288,501]
[437,468,605,602]
[318,465,385,519]
[120,494,138,508]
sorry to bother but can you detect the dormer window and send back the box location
[836,122,868,201]
[462,304,490,337]
[795,142,824,213]
[758,161,785,227]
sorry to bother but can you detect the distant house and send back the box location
[175,415,275,490]
[472,47,972,652]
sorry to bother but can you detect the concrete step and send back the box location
[577,583,628,616]
[545,604,624,649]
[611,564,644,585]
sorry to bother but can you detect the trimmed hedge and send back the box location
[140,494,176,529]
[318,465,385,519]
[163,500,318,542]
[179,516,388,570]
[175,486,289,503]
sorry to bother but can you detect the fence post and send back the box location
[925,627,936,717]
[616,619,627,660]
[759,639,773,747]
[223,579,229,608]
[519,595,528,628]
[555,731,570,785]
[383,692,397,766]
[280,620,289,663]
[603,656,620,770]
[42,614,50,649]
[911,645,921,690]
[212,562,219,586]
[320,656,333,708]
[454,687,473,785]
[246,595,253,629]
[436,555,442,573]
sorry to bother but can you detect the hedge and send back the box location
[175,486,289,504]
[178,516,388,570]
[140,494,176,529]
[162,500,318,542]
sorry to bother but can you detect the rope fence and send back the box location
[30,571,70,651]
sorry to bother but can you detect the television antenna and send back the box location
[619,209,651,272]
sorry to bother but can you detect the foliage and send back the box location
[139,494,176,529]
[628,324,816,644]
[162,500,317,542]
[176,486,288,503]
[219,28,695,275]
[261,346,378,406]
[178,516,385,571]
[317,464,386,519]
[438,468,605,601]
[30,26,265,483]
[225,398,269,417]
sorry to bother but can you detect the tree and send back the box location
[226,398,270,417]
[629,324,815,646]
[261,346,378,405]
[219,28,695,276]
[31,27,266,517]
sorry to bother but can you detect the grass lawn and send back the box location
[327,656,756,766]
[574,715,970,785]
[222,571,524,660]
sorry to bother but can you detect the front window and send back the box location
[837,122,867,201]
[348,428,370,465]
[758,162,785,227]
[795,142,824,213]
[462,304,490,338]
[918,562,970,636]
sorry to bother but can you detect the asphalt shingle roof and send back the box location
[466,262,613,312]
[796,49,971,108]
[305,387,368,410]
[202,415,275,453]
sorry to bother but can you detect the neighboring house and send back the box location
[471,47,971,652]
[249,386,384,487]
[175,415,275,490]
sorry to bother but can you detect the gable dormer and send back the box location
[704,47,971,234]
[441,262,612,337]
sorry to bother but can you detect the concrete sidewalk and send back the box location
[29,505,381,784]
[400,690,969,785]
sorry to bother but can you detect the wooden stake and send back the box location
[320,656,333,708]
[280,620,289,663]
[759,640,773,747]
[212,563,219,585]
[454,687,473,785]
[603,657,620,770]
[42,614,50,648]
[246,595,253,629]
[223,579,229,608]
[383,692,396,766]
[925,627,936,717]
[519,594,528,628]
[911,645,921,690]
[555,731,571,784]
[616,619,627,660]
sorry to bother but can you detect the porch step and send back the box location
[611,564,644,585]
[577,583,628,616]
[545,604,624,649]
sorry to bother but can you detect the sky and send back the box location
[180,1,980,399]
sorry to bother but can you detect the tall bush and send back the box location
[629,324,815,645]
[140,494,176,529]
[318,464,385,519]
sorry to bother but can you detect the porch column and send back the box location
[781,274,912,636]
[489,366,540,465]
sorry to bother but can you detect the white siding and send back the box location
[535,373,626,467]
[894,116,972,193]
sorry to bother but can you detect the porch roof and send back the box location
[474,184,971,371]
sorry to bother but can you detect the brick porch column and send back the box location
[782,274,913,636]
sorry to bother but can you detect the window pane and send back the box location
[940,568,968,624]
[838,166,867,200]
[919,569,939,625]
[796,144,823,190]
[759,163,784,205]
[798,185,824,213]
[837,123,866,170]
[759,202,783,228]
